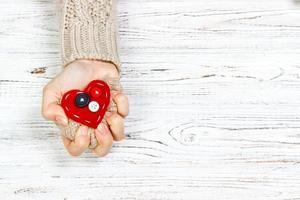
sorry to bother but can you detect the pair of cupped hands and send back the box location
[42,60,129,157]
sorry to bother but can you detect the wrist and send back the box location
[66,59,119,80]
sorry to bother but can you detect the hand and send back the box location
[42,60,129,157]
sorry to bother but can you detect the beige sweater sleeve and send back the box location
[61,0,121,70]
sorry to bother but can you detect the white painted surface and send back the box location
[0,0,300,199]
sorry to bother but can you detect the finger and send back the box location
[44,103,68,126]
[109,79,122,91]
[62,126,90,157]
[112,92,129,117]
[42,84,68,126]
[93,123,113,157]
[106,113,125,141]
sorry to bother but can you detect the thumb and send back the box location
[42,86,68,126]
[47,103,68,126]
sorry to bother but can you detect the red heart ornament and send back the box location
[61,80,110,129]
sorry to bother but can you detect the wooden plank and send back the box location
[0,0,300,199]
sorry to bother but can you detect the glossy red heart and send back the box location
[61,80,110,129]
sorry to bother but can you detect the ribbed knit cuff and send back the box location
[61,0,121,70]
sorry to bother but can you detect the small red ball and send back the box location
[90,87,102,98]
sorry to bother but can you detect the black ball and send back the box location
[75,93,90,108]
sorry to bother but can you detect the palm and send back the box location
[53,60,119,94]
[42,60,128,157]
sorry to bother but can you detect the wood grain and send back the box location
[0,0,300,199]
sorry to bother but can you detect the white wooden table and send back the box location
[0,0,300,199]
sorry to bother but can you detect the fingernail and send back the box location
[111,91,119,97]
[79,126,88,136]
[56,116,68,126]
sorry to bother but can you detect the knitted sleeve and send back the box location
[61,0,121,70]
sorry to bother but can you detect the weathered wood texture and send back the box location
[0,0,300,199]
